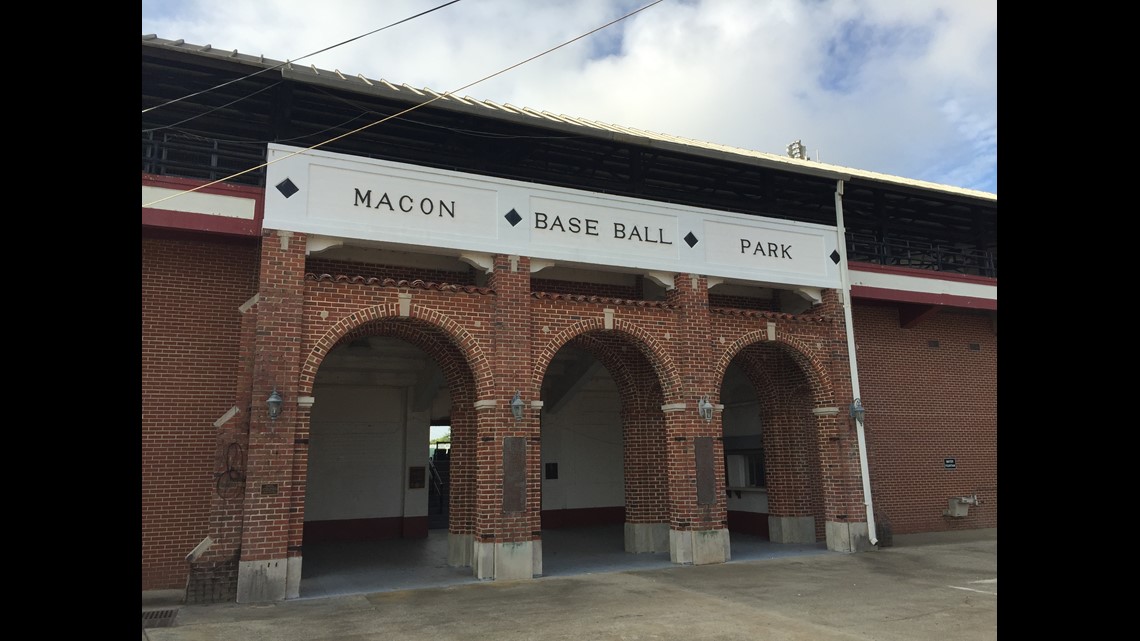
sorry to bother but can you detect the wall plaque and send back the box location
[409,466,426,489]
[696,437,716,506]
[503,437,526,513]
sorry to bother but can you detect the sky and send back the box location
[141,0,997,194]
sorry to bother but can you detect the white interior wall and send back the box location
[404,388,430,519]
[305,385,407,521]
[541,373,624,510]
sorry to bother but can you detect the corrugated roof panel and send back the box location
[503,104,542,119]
[466,97,501,111]
[594,120,644,137]
[555,114,603,130]
[483,100,521,114]
[538,111,579,125]
[520,106,561,122]
[427,89,463,103]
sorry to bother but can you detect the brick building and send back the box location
[142,35,997,604]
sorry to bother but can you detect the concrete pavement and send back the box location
[143,528,996,641]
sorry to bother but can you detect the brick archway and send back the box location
[292,305,493,572]
[715,330,860,545]
[300,302,493,400]
[532,317,682,404]
[534,321,680,549]
[713,330,834,406]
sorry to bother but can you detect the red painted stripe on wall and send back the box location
[850,285,997,310]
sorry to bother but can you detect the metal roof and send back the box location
[142,34,995,203]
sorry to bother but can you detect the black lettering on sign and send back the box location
[351,188,455,217]
[739,238,793,260]
[534,212,601,236]
[613,223,672,244]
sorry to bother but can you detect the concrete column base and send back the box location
[532,538,543,577]
[625,522,670,553]
[236,558,288,603]
[825,520,873,553]
[286,557,302,599]
[448,532,473,567]
[768,515,816,544]
[473,540,535,580]
[669,528,730,565]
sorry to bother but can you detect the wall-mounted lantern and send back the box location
[850,398,865,424]
[511,391,524,422]
[267,389,283,421]
[698,395,714,421]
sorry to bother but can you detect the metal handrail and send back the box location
[427,458,443,498]
[848,233,996,278]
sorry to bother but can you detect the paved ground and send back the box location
[143,528,996,641]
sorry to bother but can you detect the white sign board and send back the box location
[265,144,841,289]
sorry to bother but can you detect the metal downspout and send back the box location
[835,179,877,546]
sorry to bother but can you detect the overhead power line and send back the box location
[142,0,465,115]
[144,0,667,209]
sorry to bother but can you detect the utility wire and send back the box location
[144,0,666,209]
[313,84,583,140]
[142,0,464,115]
[142,81,281,133]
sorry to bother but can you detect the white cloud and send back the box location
[142,0,996,193]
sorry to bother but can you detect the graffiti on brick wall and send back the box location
[214,442,246,501]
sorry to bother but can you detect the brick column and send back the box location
[622,388,670,553]
[236,229,307,602]
[472,254,540,580]
[185,292,259,604]
[663,273,729,565]
[816,288,871,552]
[446,398,476,567]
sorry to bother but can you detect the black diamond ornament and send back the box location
[684,232,699,248]
[830,250,841,264]
[504,209,522,227]
[276,178,300,198]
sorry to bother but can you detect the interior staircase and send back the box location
[428,451,450,529]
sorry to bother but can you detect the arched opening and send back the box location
[537,332,672,575]
[720,361,769,538]
[298,322,480,597]
[720,342,828,547]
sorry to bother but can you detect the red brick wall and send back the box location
[144,231,994,594]
[481,255,539,545]
[243,229,308,565]
[141,233,259,590]
[532,277,642,299]
[853,303,998,534]
[307,258,475,285]
[707,293,779,312]
[296,271,497,543]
